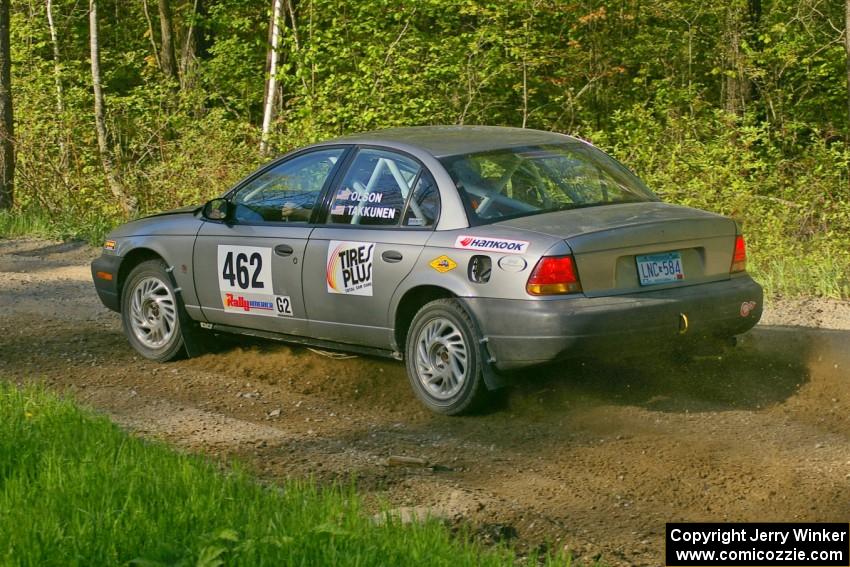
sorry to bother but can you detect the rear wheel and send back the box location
[121,259,185,362]
[404,299,488,415]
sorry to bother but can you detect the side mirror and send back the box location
[202,198,230,221]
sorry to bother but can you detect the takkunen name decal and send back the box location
[454,235,529,254]
[331,188,397,219]
[326,240,375,296]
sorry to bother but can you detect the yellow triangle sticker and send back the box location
[429,255,458,273]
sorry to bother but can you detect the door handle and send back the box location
[382,250,403,263]
[274,244,294,257]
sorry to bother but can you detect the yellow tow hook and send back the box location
[678,313,689,335]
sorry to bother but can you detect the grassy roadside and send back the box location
[0,384,582,566]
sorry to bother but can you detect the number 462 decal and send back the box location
[218,246,271,291]
[217,246,292,317]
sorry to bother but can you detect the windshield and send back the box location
[440,143,657,223]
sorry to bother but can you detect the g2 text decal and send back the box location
[454,235,529,255]
[326,241,375,296]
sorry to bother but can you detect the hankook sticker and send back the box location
[454,235,529,254]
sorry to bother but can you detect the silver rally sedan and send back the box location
[91,126,763,414]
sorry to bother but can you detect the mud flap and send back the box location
[458,299,510,391]
[163,265,207,358]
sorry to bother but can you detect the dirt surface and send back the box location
[2,237,850,565]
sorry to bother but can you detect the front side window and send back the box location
[327,148,422,226]
[440,143,657,224]
[232,148,344,223]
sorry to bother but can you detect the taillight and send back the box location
[526,255,582,295]
[731,235,747,273]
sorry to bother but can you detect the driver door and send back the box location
[193,147,348,336]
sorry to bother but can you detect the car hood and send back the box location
[144,204,201,218]
[108,205,203,238]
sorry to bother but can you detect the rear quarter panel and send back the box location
[390,226,563,317]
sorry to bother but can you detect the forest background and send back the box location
[2,0,849,297]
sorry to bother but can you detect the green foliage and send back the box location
[4,0,850,296]
[0,383,586,566]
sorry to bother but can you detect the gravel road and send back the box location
[2,237,849,566]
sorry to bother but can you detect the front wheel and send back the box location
[404,299,488,415]
[120,259,185,362]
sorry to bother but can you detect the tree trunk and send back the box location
[89,0,136,217]
[0,0,14,211]
[845,0,850,125]
[46,0,64,114]
[260,0,283,155]
[723,1,748,116]
[141,0,162,72]
[180,0,209,105]
[46,0,67,170]
[158,0,178,82]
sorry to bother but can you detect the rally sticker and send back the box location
[220,292,293,317]
[326,241,374,296]
[454,235,529,254]
[429,255,457,273]
[217,245,293,317]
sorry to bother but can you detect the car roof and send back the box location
[327,125,581,158]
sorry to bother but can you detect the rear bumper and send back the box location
[91,254,123,312]
[464,275,763,371]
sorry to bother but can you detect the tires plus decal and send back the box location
[217,245,293,317]
[326,240,374,296]
[454,235,529,254]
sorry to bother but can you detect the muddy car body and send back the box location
[91,126,763,414]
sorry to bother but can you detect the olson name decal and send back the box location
[454,235,529,255]
[326,241,375,296]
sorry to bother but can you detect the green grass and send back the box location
[750,251,850,299]
[0,384,583,567]
[0,208,114,245]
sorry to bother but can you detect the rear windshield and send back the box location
[440,143,657,224]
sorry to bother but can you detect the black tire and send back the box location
[120,259,186,362]
[404,299,488,415]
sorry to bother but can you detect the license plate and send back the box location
[636,251,685,286]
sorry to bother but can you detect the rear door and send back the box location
[302,147,441,348]
[194,147,348,335]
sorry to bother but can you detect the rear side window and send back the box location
[327,148,422,226]
[402,172,440,227]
